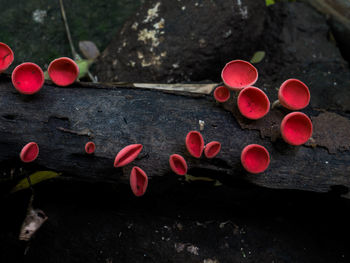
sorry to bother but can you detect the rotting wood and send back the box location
[0,75,350,198]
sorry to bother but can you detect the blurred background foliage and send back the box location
[0,0,141,70]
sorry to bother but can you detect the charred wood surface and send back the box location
[1,75,350,197]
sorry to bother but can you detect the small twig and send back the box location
[132,83,218,94]
[271,99,281,109]
[26,174,34,194]
[59,0,78,59]
[57,127,94,137]
[58,0,96,82]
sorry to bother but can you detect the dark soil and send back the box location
[1,178,349,263]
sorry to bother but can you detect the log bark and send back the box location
[1,74,350,197]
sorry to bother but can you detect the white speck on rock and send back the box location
[175,243,185,253]
[223,30,232,38]
[203,259,219,263]
[153,18,165,30]
[199,38,207,48]
[236,0,248,19]
[131,22,139,30]
[199,120,205,131]
[182,6,186,10]
[187,245,199,255]
[32,9,47,24]
[141,55,162,67]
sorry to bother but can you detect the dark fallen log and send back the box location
[1,74,350,198]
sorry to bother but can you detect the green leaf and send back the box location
[11,171,60,193]
[44,70,50,80]
[265,0,275,6]
[250,51,266,64]
[185,174,215,182]
[76,59,93,79]
[214,180,223,186]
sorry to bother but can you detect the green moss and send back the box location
[0,0,140,70]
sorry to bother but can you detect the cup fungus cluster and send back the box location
[5,43,314,194]
[113,144,148,197]
[3,38,145,197]
[0,42,14,73]
[169,131,221,176]
[18,140,148,197]
[216,59,313,173]
[0,42,79,95]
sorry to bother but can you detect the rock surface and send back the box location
[94,0,267,83]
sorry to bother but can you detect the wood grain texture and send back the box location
[1,75,350,197]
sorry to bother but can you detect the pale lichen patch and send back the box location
[137,51,144,60]
[141,55,162,67]
[32,9,47,24]
[143,2,161,23]
[153,18,165,30]
[138,29,160,47]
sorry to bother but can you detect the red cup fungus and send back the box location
[241,144,270,174]
[214,86,230,103]
[169,154,188,175]
[12,62,44,95]
[0,42,14,73]
[114,144,143,168]
[204,141,221,159]
[278,79,310,110]
[48,57,79,86]
[186,131,204,158]
[221,60,258,91]
[281,112,313,146]
[237,86,270,120]
[20,142,39,163]
[130,166,148,197]
[85,141,95,154]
